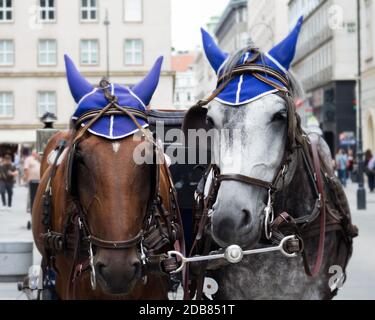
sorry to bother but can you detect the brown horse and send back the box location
[32,126,181,299]
[32,55,184,300]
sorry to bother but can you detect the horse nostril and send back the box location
[96,262,105,277]
[241,209,252,226]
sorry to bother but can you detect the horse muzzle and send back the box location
[94,248,142,295]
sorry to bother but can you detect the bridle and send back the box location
[65,82,152,254]
[179,50,335,299]
[40,79,186,298]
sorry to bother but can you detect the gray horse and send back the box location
[184,21,357,300]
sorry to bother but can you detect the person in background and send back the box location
[335,149,348,187]
[347,149,354,181]
[24,150,41,212]
[23,150,40,184]
[0,154,18,211]
[0,156,5,209]
[13,152,21,185]
[365,150,375,193]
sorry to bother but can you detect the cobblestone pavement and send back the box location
[0,182,374,300]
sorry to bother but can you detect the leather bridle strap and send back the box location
[88,230,144,250]
[193,76,236,109]
[75,107,148,128]
[217,174,274,191]
[302,135,326,277]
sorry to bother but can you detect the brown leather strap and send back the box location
[88,230,144,249]
[302,135,326,277]
[74,107,148,129]
[217,174,273,190]
[67,216,83,299]
[195,235,213,300]
[192,77,235,109]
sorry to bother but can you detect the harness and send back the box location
[180,54,358,299]
[40,80,186,299]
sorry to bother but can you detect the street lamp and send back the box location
[104,9,110,79]
[356,0,366,210]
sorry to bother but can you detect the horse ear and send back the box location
[201,28,227,73]
[268,16,304,70]
[132,56,163,107]
[64,54,94,103]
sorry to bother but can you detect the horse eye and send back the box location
[272,110,287,122]
[206,116,215,129]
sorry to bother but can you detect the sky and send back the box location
[171,0,229,51]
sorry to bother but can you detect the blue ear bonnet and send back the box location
[201,16,303,106]
[64,55,163,140]
[71,84,149,139]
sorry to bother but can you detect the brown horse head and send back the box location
[72,133,153,295]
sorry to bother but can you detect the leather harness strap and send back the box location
[88,231,144,249]
[217,174,274,191]
[302,135,326,277]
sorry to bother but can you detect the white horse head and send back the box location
[189,17,304,248]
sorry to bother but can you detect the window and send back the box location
[0,0,12,21]
[0,92,13,117]
[0,40,13,65]
[80,39,99,65]
[81,0,98,21]
[39,0,55,22]
[38,40,57,65]
[37,91,56,117]
[124,39,142,65]
[124,0,142,22]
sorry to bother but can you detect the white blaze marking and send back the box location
[112,142,120,153]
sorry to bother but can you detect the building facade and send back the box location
[247,0,289,51]
[214,0,248,53]
[172,52,196,109]
[194,16,219,101]
[0,0,174,145]
[289,0,358,155]
[361,0,375,152]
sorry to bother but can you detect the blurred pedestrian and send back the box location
[0,156,5,209]
[24,150,41,212]
[365,150,375,193]
[0,154,18,211]
[23,150,40,183]
[347,149,354,181]
[335,149,348,187]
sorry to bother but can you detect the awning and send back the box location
[0,130,37,144]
